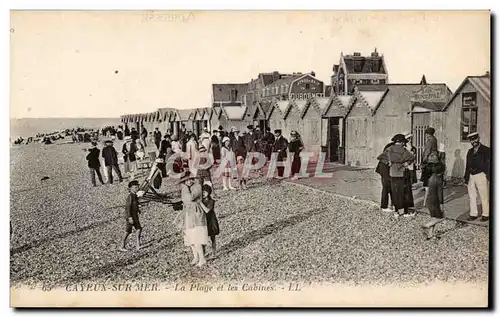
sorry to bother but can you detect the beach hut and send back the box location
[248,101,271,131]
[321,95,352,163]
[219,105,249,132]
[344,87,388,167]
[267,99,290,133]
[435,74,490,178]
[300,97,330,154]
[283,99,308,139]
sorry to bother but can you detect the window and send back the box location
[305,83,310,89]
[371,79,380,84]
[461,92,478,141]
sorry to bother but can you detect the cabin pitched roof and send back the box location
[220,105,248,121]
[443,75,491,111]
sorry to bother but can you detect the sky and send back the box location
[9,10,490,119]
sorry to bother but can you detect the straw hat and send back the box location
[177,171,196,184]
[467,132,479,140]
[222,136,230,144]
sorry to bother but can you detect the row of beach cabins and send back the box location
[120,51,490,179]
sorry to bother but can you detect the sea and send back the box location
[10,117,121,138]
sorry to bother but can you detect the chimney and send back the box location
[353,52,361,57]
[485,71,490,77]
[311,71,316,77]
[371,47,379,57]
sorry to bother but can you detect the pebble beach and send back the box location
[10,139,489,289]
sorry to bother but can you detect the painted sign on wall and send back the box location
[410,86,446,102]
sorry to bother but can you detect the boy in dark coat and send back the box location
[86,142,105,187]
[119,180,143,251]
[102,140,123,184]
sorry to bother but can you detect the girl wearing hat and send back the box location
[220,137,236,190]
[197,144,214,187]
[175,171,209,267]
[199,184,219,258]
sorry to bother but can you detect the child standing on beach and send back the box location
[236,155,247,190]
[200,184,219,258]
[120,180,143,252]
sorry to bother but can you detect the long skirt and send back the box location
[426,173,444,218]
[390,177,406,211]
[184,226,210,246]
[403,170,415,209]
[291,155,301,176]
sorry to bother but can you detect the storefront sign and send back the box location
[297,78,321,86]
[290,93,325,100]
[410,86,444,102]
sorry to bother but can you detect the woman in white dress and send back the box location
[175,171,210,267]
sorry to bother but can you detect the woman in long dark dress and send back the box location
[288,131,304,180]
[210,131,221,162]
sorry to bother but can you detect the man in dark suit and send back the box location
[464,132,490,222]
[272,129,288,178]
[153,127,162,149]
[102,140,123,184]
[231,127,247,159]
[244,125,257,153]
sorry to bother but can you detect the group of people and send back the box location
[121,170,220,267]
[376,128,490,239]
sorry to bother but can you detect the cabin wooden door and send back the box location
[412,112,431,168]
[328,117,340,162]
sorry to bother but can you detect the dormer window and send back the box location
[371,79,380,84]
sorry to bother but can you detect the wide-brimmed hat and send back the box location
[128,180,139,188]
[104,140,114,144]
[274,129,282,134]
[171,135,178,141]
[222,136,230,144]
[155,158,164,163]
[247,125,254,130]
[124,136,132,141]
[177,171,197,184]
[467,132,480,140]
[290,130,298,136]
[391,134,406,143]
[404,133,413,139]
